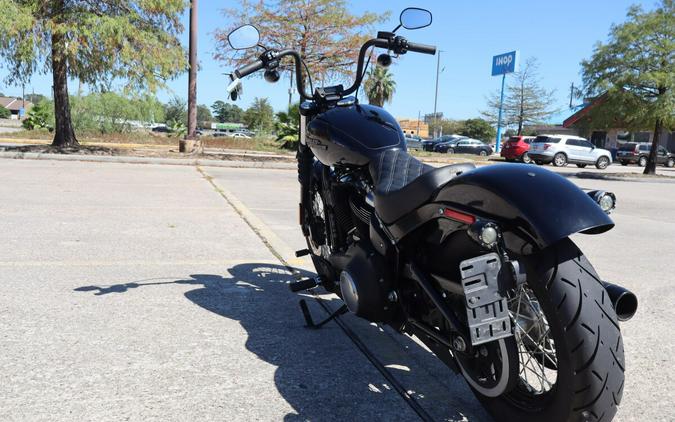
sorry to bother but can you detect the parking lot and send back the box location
[1,158,673,421]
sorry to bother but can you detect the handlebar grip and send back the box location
[235,60,264,78]
[406,42,436,55]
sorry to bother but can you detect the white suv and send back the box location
[528,134,612,169]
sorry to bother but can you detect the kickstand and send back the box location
[299,299,348,329]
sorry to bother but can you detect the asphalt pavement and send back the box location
[1,158,673,421]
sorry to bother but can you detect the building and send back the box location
[398,118,429,138]
[0,96,33,120]
[562,95,675,153]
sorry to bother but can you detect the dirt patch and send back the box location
[1,144,120,155]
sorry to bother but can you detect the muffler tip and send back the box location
[614,290,638,322]
[602,281,638,322]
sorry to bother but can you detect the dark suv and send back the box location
[617,143,674,167]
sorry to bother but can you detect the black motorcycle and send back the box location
[225,8,637,422]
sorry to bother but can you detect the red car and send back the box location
[500,136,535,163]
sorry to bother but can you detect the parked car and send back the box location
[500,135,535,163]
[528,135,612,169]
[231,132,251,139]
[212,131,229,137]
[151,125,172,133]
[404,135,423,150]
[443,138,493,156]
[617,142,674,167]
[433,135,468,153]
[422,134,465,151]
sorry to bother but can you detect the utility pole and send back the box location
[417,110,421,137]
[433,50,442,138]
[569,82,575,109]
[182,0,198,152]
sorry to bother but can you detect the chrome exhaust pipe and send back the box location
[601,281,638,322]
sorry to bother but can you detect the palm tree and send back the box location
[364,66,396,107]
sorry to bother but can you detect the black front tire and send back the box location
[474,239,625,422]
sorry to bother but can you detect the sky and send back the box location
[0,0,658,124]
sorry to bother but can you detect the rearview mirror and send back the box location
[400,8,432,30]
[227,25,260,50]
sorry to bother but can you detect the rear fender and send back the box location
[432,164,613,252]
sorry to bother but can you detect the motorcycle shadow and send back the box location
[75,263,491,422]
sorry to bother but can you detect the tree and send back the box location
[0,1,186,147]
[0,106,9,119]
[243,97,274,134]
[460,118,496,142]
[25,94,47,104]
[482,57,558,135]
[428,118,464,138]
[197,104,212,126]
[214,0,386,86]
[364,66,396,107]
[211,100,244,123]
[275,103,300,149]
[581,0,674,175]
[164,96,187,126]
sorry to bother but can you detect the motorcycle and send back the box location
[225,8,637,422]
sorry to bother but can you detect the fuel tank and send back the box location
[306,104,405,167]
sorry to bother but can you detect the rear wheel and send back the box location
[638,156,647,167]
[447,148,455,154]
[521,152,532,164]
[666,158,674,168]
[479,150,488,157]
[596,156,610,170]
[470,239,625,422]
[553,153,567,167]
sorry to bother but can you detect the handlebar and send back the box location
[234,60,264,78]
[233,36,437,101]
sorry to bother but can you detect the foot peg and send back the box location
[289,277,319,292]
[295,248,310,257]
[299,299,348,329]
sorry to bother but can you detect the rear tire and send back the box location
[479,150,488,157]
[521,152,532,164]
[638,156,647,167]
[447,148,455,154]
[666,158,674,168]
[473,239,625,422]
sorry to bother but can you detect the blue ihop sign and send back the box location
[491,51,519,76]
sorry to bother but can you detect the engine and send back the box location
[338,241,396,322]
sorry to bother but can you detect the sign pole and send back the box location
[495,73,506,153]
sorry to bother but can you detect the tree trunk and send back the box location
[51,26,78,147]
[643,118,661,175]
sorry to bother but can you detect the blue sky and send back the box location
[0,0,656,123]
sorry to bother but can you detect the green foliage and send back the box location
[364,66,396,107]
[69,92,164,133]
[275,103,300,149]
[0,106,10,119]
[211,101,244,123]
[22,101,53,130]
[580,0,674,134]
[428,119,464,138]
[482,57,558,135]
[459,118,496,142]
[0,0,187,146]
[215,0,387,84]
[243,97,275,134]
[197,104,212,126]
[168,119,187,138]
[164,96,187,126]
[0,1,187,91]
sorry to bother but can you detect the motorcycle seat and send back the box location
[369,149,475,224]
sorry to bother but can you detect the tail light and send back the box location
[543,143,552,150]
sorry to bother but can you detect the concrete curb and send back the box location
[0,150,297,170]
[573,171,675,184]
